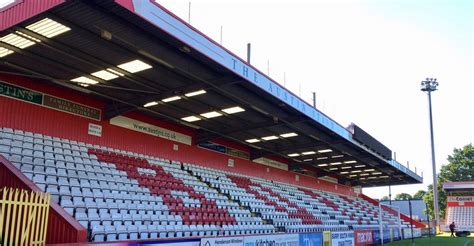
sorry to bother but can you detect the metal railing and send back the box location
[0,187,50,246]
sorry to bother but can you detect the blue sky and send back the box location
[156,0,473,199]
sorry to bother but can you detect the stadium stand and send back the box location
[443,182,474,232]
[0,127,412,241]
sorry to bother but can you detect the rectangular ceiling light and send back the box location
[71,76,98,85]
[354,164,366,168]
[344,160,357,164]
[143,101,158,107]
[262,135,278,141]
[380,176,389,178]
[372,172,382,175]
[329,167,338,171]
[245,138,260,143]
[302,151,316,155]
[26,18,71,38]
[331,155,344,158]
[303,159,312,162]
[0,33,36,49]
[117,59,152,73]
[367,176,377,179]
[364,169,375,172]
[200,111,222,118]
[185,90,206,97]
[341,166,351,169]
[330,162,342,166]
[351,170,362,173]
[288,153,300,157]
[340,171,349,174]
[107,68,124,76]
[280,132,298,138]
[318,163,328,167]
[0,47,14,57]
[317,157,328,160]
[360,173,369,176]
[222,106,245,114]
[349,175,357,178]
[161,96,181,103]
[91,70,119,81]
[181,116,201,122]
[318,149,332,153]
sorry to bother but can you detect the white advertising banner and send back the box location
[331,231,354,246]
[201,236,244,246]
[243,233,299,246]
[253,157,289,171]
[88,123,102,137]
[447,196,474,202]
[110,116,192,145]
[402,228,422,239]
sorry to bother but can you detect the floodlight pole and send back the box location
[420,77,440,233]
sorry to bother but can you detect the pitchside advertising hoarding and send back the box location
[199,233,322,246]
[353,230,373,246]
[331,231,354,246]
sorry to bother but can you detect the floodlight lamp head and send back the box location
[421,77,438,92]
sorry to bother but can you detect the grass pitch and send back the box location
[387,233,474,246]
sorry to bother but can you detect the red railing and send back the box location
[0,155,87,244]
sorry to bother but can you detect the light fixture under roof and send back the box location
[245,138,260,143]
[330,162,342,166]
[262,135,278,141]
[351,170,362,173]
[360,173,369,176]
[340,171,349,174]
[0,47,14,57]
[354,164,366,168]
[26,18,71,38]
[91,70,119,81]
[364,169,375,172]
[349,174,357,178]
[280,132,298,138]
[329,167,338,171]
[318,149,332,153]
[222,106,245,114]
[117,59,152,73]
[303,159,312,162]
[71,76,98,85]
[181,116,201,122]
[161,96,181,103]
[302,151,316,155]
[288,153,300,157]
[200,111,222,118]
[341,166,351,169]
[344,160,357,164]
[317,164,328,167]
[0,33,36,49]
[317,157,328,160]
[185,90,206,97]
[372,172,382,175]
[380,176,389,178]
[143,101,158,107]
[331,155,344,158]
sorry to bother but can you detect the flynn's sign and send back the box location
[0,80,101,121]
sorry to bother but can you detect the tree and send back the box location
[380,196,390,201]
[395,193,412,200]
[413,190,427,200]
[423,144,474,220]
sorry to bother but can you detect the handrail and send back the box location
[0,155,87,244]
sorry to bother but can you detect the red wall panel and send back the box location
[0,74,356,197]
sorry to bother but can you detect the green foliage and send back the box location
[424,144,474,220]
[413,190,427,199]
[381,195,390,201]
[395,193,412,200]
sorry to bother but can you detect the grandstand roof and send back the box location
[0,0,422,187]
